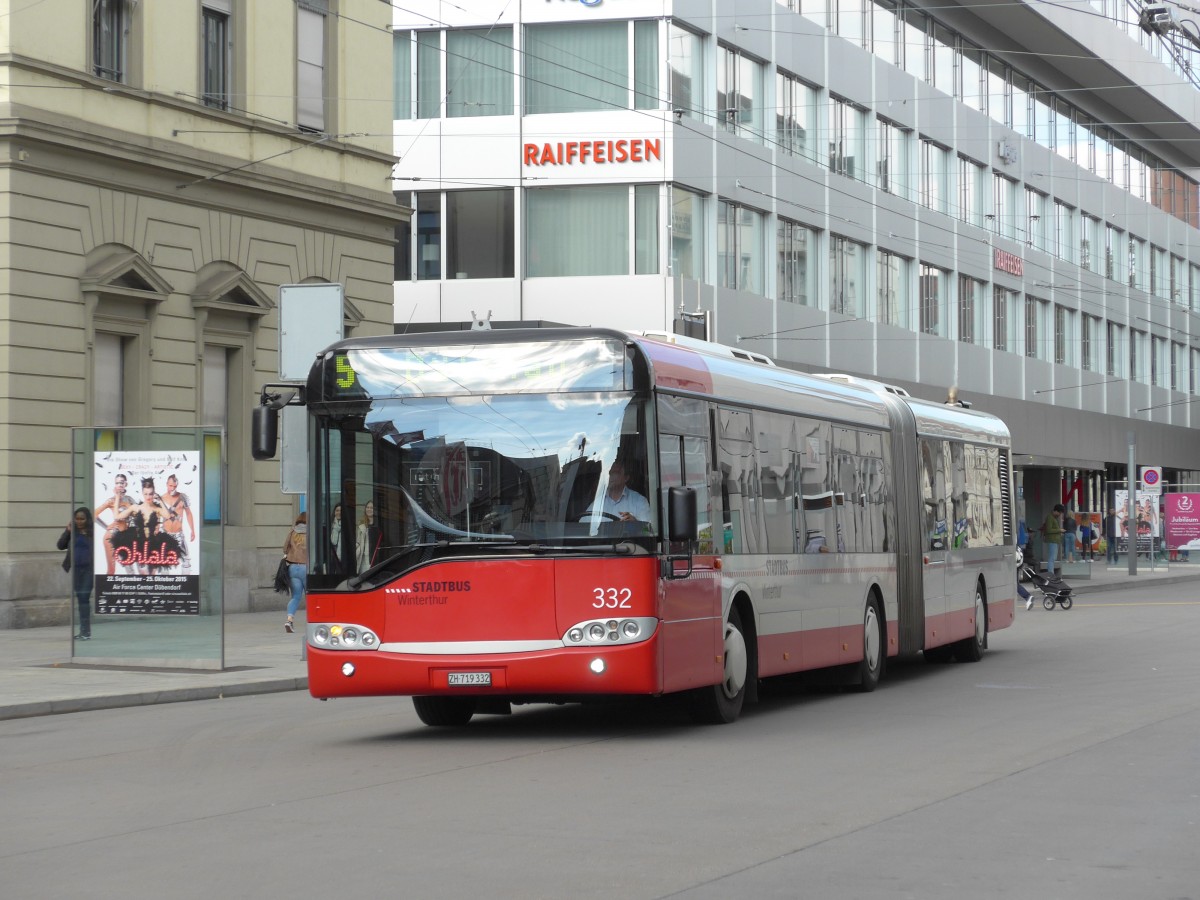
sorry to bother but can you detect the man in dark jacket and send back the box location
[1104,507,1120,564]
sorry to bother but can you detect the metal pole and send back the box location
[1127,432,1137,576]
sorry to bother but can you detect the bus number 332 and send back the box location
[593,587,633,609]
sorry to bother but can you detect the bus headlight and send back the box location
[308,623,379,650]
[562,617,657,647]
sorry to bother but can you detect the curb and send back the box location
[1071,573,1200,595]
[0,676,308,722]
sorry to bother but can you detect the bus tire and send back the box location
[953,583,987,663]
[856,597,885,692]
[689,604,748,724]
[413,695,477,726]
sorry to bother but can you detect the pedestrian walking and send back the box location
[283,512,308,634]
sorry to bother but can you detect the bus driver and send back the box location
[584,459,652,523]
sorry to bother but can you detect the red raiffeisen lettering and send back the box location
[305,556,724,700]
[523,138,663,166]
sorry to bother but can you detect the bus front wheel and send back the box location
[689,605,748,724]
[953,584,987,663]
[413,695,477,726]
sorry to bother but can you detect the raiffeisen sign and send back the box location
[523,138,662,167]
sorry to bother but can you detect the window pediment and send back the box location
[191,264,273,320]
[81,246,173,306]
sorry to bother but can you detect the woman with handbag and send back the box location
[57,507,95,640]
[282,512,308,634]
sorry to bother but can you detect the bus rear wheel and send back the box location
[856,598,885,692]
[413,695,477,726]
[689,605,748,724]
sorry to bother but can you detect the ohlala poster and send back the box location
[93,450,201,616]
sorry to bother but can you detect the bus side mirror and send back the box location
[251,405,278,460]
[667,487,698,543]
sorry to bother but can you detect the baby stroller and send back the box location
[1017,548,1073,610]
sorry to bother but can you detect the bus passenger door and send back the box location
[659,431,721,693]
[918,438,949,646]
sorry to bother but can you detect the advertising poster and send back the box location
[92,451,201,615]
[1113,489,1160,553]
[1165,494,1200,552]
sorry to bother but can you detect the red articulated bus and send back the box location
[254,327,1015,726]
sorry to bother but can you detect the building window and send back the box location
[415,192,441,280]
[1024,296,1048,360]
[919,264,947,336]
[830,235,866,316]
[829,97,865,180]
[960,42,984,111]
[992,173,1015,238]
[1170,254,1184,304]
[901,6,927,81]
[1130,328,1148,383]
[1171,341,1184,391]
[94,0,131,83]
[1151,336,1168,386]
[415,31,440,119]
[1105,223,1123,282]
[717,200,765,294]
[778,218,817,306]
[93,332,128,427]
[446,29,514,117]
[717,45,765,143]
[1054,304,1076,366]
[777,72,816,162]
[930,23,955,94]
[1025,188,1045,250]
[527,185,656,277]
[526,22,657,115]
[877,118,909,197]
[957,156,983,226]
[1053,201,1075,262]
[669,24,704,120]
[1129,236,1146,291]
[394,31,411,120]
[993,286,1019,352]
[296,0,329,131]
[919,139,948,213]
[202,1,232,110]
[1081,314,1100,372]
[958,275,984,344]
[833,0,868,47]
[871,0,899,66]
[877,249,908,327]
[1106,321,1124,377]
[1080,214,1098,272]
[670,186,705,280]
[447,190,514,279]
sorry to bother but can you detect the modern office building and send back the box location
[390,0,1200,532]
[1,1,403,626]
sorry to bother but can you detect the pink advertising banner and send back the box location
[1164,494,1200,551]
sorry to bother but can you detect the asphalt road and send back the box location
[1,582,1197,900]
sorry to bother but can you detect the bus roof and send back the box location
[314,327,1009,444]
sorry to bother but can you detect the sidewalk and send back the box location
[1,562,1196,722]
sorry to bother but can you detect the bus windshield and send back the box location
[310,391,657,585]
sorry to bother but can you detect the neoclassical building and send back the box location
[1,1,404,626]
